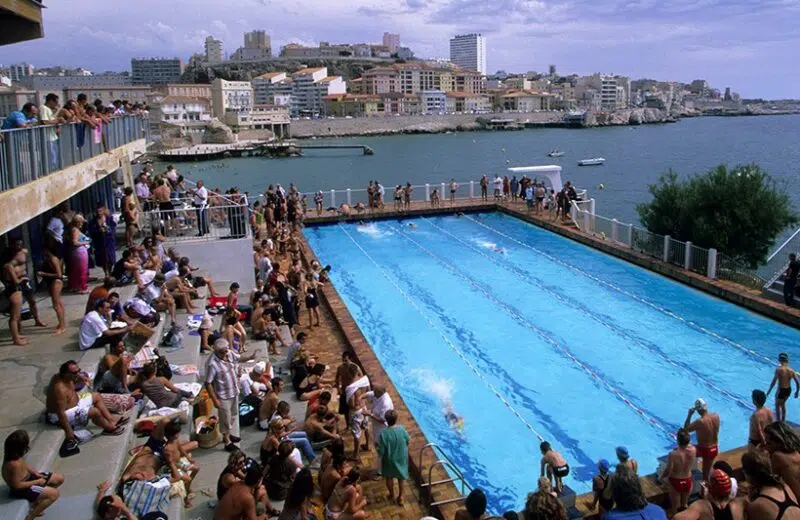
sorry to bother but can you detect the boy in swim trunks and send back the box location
[684,398,720,481]
[767,353,800,423]
[540,441,569,494]
[2,429,65,520]
[749,389,775,449]
[664,428,696,516]
[350,387,370,460]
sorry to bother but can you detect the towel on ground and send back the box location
[173,382,202,397]
[123,477,170,517]
[171,364,199,376]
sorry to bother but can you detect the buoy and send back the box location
[501,148,506,152]
[505,160,510,164]
[598,183,605,190]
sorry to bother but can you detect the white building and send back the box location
[252,72,288,105]
[10,62,34,83]
[420,90,446,114]
[157,96,212,123]
[205,36,224,64]
[449,34,487,75]
[383,32,400,54]
[576,73,629,110]
[291,68,346,115]
[223,104,290,136]
[210,78,253,118]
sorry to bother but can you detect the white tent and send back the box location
[507,165,564,191]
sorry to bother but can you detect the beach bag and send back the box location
[161,324,183,351]
[59,438,80,458]
[195,415,221,449]
[239,400,258,428]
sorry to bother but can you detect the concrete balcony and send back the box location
[0,0,45,45]
[0,116,149,234]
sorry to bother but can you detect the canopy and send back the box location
[506,165,563,191]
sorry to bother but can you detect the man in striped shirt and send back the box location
[206,339,257,451]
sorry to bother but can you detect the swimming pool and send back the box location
[304,212,800,513]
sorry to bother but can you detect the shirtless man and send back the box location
[336,352,363,424]
[3,239,46,345]
[305,405,340,443]
[122,186,138,247]
[152,179,174,235]
[767,353,800,422]
[664,428,697,516]
[45,361,127,451]
[684,398,720,481]
[214,464,266,520]
[749,389,775,450]
[540,441,569,494]
[258,378,283,431]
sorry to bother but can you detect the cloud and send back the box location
[0,0,796,98]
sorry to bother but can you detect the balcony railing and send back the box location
[0,116,149,192]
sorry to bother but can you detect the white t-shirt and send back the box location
[79,311,108,350]
[493,177,503,190]
[166,169,178,183]
[193,186,208,207]
[239,373,267,397]
[47,217,64,243]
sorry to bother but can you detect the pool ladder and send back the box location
[418,443,472,508]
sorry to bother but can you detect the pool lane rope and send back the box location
[421,217,756,413]
[464,214,775,367]
[338,223,547,443]
[393,224,678,442]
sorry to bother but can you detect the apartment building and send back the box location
[252,72,288,104]
[205,36,224,64]
[130,58,184,85]
[449,34,487,75]
[210,78,253,118]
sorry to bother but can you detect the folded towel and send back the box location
[345,375,370,401]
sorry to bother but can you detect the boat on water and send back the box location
[547,150,565,157]
[578,157,606,166]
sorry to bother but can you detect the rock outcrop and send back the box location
[202,118,235,144]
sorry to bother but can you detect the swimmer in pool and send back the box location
[408,223,417,230]
[444,403,464,432]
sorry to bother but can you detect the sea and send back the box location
[157,114,800,226]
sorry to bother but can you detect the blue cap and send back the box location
[598,459,611,472]
[616,446,629,457]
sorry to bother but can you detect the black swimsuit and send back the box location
[710,501,733,520]
[757,488,800,520]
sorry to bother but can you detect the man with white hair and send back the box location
[205,339,257,451]
[684,398,721,481]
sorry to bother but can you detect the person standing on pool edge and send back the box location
[540,441,569,494]
[664,428,696,516]
[767,353,800,423]
[684,398,720,481]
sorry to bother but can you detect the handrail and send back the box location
[418,442,472,505]
[767,227,800,263]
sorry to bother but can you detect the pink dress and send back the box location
[67,230,89,292]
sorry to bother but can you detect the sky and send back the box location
[1,0,798,99]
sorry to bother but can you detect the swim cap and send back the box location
[598,459,611,472]
[709,469,732,498]
[694,398,708,412]
[616,446,629,458]
[779,353,789,362]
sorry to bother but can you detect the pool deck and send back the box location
[301,197,800,518]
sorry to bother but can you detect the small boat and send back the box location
[578,157,605,166]
[547,150,565,157]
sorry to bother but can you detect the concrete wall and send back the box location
[170,236,255,292]
[0,139,146,235]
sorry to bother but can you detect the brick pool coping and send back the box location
[301,199,799,517]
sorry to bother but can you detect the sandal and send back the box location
[102,426,125,436]
[116,416,130,427]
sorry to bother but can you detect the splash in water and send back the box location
[356,222,392,239]
[411,369,464,434]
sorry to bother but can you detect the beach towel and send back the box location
[345,375,370,402]
[123,477,170,517]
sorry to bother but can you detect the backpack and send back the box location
[161,324,183,351]
[153,349,173,380]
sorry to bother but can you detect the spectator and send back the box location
[139,362,193,408]
[277,468,314,520]
[741,450,800,520]
[88,203,117,276]
[456,488,487,520]
[37,243,66,335]
[325,468,368,520]
[94,480,139,520]
[674,468,744,520]
[85,276,116,314]
[1,102,38,129]
[205,339,256,451]
[215,463,265,520]
[2,429,65,519]
[616,446,638,474]
[78,299,130,351]
[523,490,567,520]
[122,187,139,248]
[764,422,800,500]
[38,93,62,170]
[320,453,348,503]
[377,409,410,506]
[265,440,298,501]
[590,459,614,515]
[192,179,209,236]
[3,237,46,345]
[605,466,666,520]
[66,213,91,293]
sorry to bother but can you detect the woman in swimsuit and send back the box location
[38,246,66,335]
[742,450,800,520]
[325,468,368,520]
[223,315,246,353]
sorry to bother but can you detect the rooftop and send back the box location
[253,71,286,80]
[292,67,326,75]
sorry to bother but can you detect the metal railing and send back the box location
[418,443,472,508]
[140,201,251,242]
[0,116,149,192]
[760,226,800,289]
[569,200,775,289]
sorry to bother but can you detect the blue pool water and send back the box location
[304,213,800,513]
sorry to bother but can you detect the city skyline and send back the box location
[0,0,797,99]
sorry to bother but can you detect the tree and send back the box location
[636,164,798,267]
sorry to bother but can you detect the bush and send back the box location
[636,164,798,267]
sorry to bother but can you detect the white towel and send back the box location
[345,375,370,402]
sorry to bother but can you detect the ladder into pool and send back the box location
[418,443,472,508]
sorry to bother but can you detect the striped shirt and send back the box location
[205,351,240,400]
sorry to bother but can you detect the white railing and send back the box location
[140,201,251,242]
[570,200,772,289]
